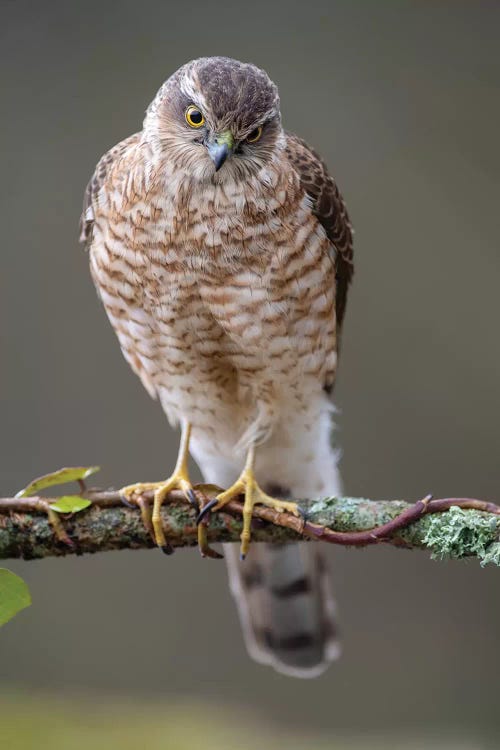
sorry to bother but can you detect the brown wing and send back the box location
[285,133,354,331]
[79,132,141,248]
[79,132,160,399]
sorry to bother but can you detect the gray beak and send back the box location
[207,142,230,171]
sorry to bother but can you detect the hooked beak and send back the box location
[207,130,234,171]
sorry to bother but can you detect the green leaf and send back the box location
[0,569,31,626]
[49,496,92,514]
[15,466,100,498]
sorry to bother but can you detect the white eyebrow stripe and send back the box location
[180,68,209,113]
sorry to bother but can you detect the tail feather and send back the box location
[190,411,341,678]
[225,541,339,678]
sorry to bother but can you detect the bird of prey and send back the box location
[80,56,353,677]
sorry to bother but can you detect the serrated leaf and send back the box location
[0,569,31,626]
[15,466,100,498]
[49,496,92,514]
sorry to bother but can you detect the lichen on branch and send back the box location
[0,488,499,566]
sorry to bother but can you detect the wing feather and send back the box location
[78,133,158,399]
[79,133,141,248]
[285,133,354,330]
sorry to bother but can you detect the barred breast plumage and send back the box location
[88,131,338,457]
[82,56,353,677]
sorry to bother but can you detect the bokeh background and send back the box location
[1,1,499,747]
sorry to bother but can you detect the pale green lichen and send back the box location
[308,495,423,535]
[480,541,500,567]
[306,497,500,568]
[306,496,408,530]
[421,506,500,566]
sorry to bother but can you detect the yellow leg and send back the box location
[120,421,194,552]
[213,444,300,559]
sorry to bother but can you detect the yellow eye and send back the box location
[185,105,205,128]
[246,126,263,143]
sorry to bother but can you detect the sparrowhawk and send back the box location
[80,56,353,677]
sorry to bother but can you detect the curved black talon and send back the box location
[196,497,219,525]
[186,488,199,512]
[200,544,224,560]
[120,494,136,509]
[160,543,175,555]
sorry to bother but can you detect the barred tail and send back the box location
[225,541,339,677]
[191,412,342,678]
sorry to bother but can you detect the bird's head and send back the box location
[144,57,282,182]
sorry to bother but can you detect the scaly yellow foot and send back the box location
[120,422,196,553]
[210,444,301,559]
[121,476,192,553]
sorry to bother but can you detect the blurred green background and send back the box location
[1,1,499,748]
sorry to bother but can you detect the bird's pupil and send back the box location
[249,129,258,140]
[191,110,202,123]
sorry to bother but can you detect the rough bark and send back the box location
[1,489,499,565]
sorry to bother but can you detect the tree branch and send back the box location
[1,488,499,566]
